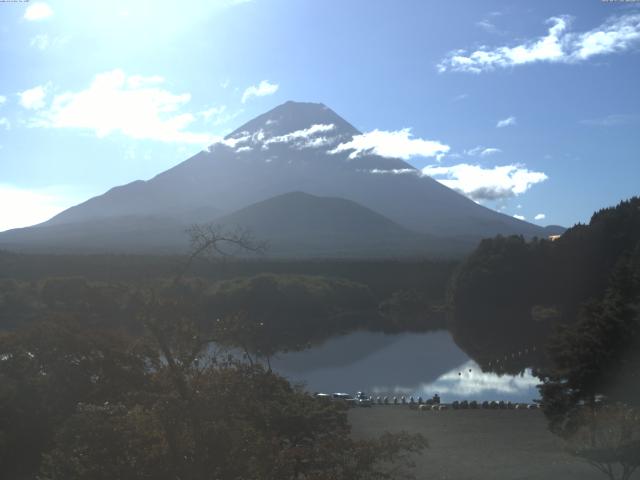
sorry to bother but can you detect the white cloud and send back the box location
[438,14,640,73]
[241,80,279,103]
[218,124,338,151]
[496,116,516,128]
[481,147,502,156]
[30,34,50,50]
[24,2,53,21]
[0,95,6,105]
[580,113,639,126]
[31,69,217,145]
[264,123,336,149]
[465,146,483,156]
[200,106,243,127]
[421,163,548,201]
[573,14,640,60]
[200,105,226,121]
[19,85,48,110]
[370,168,416,175]
[30,34,70,50]
[466,146,502,157]
[417,360,539,397]
[475,11,506,36]
[0,185,71,232]
[216,129,263,149]
[513,214,526,221]
[0,118,11,130]
[301,136,338,149]
[477,19,499,34]
[330,128,450,160]
[534,213,546,221]
[126,74,164,88]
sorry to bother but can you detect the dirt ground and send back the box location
[349,406,612,480]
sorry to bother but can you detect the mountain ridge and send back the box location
[0,101,550,256]
[215,191,471,257]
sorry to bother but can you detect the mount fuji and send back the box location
[0,101,551,257]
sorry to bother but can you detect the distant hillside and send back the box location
[542,225,566,236]
[216,192,471,257]
[0,215,191,254]
[449,197,640,372]
[0,192,472,257]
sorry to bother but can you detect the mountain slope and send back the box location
[0,215,191,254]
[0,101,548,255]
[215,192,469,257]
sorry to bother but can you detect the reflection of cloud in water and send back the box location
[372,360,540,402]
[272,330,468,394]
[406,360,540,402]
[272,331,540,402]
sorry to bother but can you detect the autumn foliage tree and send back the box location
[0,225,427,480]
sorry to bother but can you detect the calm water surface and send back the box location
[271,330,540,403]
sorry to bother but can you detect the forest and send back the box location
[2,198,639,479]
[449,198,640,479]
[1,234,440,479]
[449,197,640,373]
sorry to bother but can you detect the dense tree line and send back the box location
[0,252,455,301]
[1,225,430,479]
[449,197,640,373]
[0,271,449,354]
[206,274,376,360]
[0,225,445,479]
[540,250,640,424]
[537,247,640,480]
[449,198,640,479]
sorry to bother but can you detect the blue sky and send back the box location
[1,0,639,231]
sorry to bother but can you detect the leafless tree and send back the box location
[566,404,640,480]
[174,223,267,285]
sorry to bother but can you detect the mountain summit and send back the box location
[216,101,411,171]
[226,101,360,141]
[0,101,547,256]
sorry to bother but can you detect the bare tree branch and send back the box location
[174,223,267,285]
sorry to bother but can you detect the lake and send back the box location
[271,330,541,403]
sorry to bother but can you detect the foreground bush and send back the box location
[0,316,426,480]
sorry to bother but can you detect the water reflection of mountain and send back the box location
[271,330,468,393]
[271,330,540,402]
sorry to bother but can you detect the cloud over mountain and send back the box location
[329,128,450,160]
[242,80,279,103]
[264,123,337,149]
[0,101,548,250]
[421,163,548,201]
